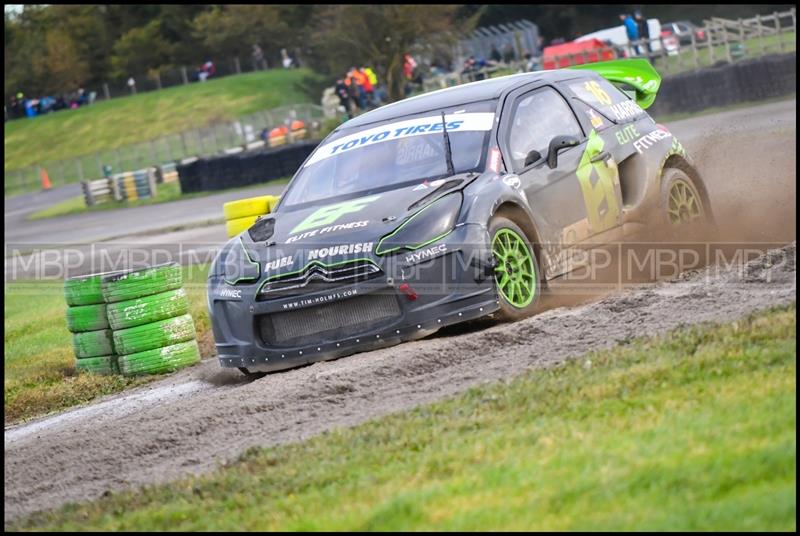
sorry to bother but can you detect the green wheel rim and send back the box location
[667,178,704,226]
[492,228,536,308]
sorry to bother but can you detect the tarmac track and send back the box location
[3,99,797,524]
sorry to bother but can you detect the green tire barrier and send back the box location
[106,288,189,330]
[66,303,109,333]
[72,329,115,358]
[64,274,105,306]
[118,340,201,376]
[101,263,182,303]
[75,355,117,375]
[113,314,196,356]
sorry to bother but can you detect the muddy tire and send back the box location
[106,288,189,330]
[489,216,543,322]
[101,263,182,304]
[118,340,201,376]
[72,329,115,358]
[75,355,117,375]
[66,303,109,333]
[113,314,196,355]
[659,165,715,233]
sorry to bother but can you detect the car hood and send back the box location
[240,173,479,275]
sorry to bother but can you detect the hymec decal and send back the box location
[307,242,373,261]
[218,287,242,299]
[404,243,447,264]
[290,195,380,234]
[632,128,672,154]
[303,112,495,167]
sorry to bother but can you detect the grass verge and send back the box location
[4,68,322,172]
[3,264,212,425]
[26,177,291,221]
[10,304,796,531]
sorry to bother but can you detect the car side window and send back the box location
[506,87,583,172]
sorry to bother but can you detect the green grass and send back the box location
[658,31,796,76]
[3,264,212,425]
[10,304,796,531]
[4,68,322,173]
[26,177,291,221]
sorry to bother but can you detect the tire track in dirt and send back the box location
[4,242,795,524]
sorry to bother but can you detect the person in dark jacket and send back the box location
[635,10,651,56]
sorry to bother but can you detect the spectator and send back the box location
[358,67,375,107]
[490,45,502,63]
[252,44,266,70]
[281,48,293,69]
[620,13,639,56]
[345,71,361,112]
[635,10,651,56]
[334,78,353,118]
[502,43,516,64]
[403,53,417,81]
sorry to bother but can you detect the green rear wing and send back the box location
[569,59,661,109]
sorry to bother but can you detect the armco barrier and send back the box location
[649,52,796,117]
[177,141,318,193]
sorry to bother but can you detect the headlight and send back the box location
[222,238,260,285]
[376,193,462,255]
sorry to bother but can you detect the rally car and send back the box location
[208,59,713,375]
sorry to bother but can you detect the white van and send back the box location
[576,19,676,57]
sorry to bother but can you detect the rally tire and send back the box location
[118,340,201,376]
[75,355,117,375]
[72,329,115,358]
[106,288,189,330]
[223,195,278,220]
[66,303,109,333]
[101,263,183,303]
[113,314,196,356]
[226,215,260,238]
[659,165,716,234]
[489,215,543,322]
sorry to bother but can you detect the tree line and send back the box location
[5,4,791,104]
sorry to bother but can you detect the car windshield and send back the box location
[280,102,495,208]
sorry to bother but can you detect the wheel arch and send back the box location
[661,154,714,222]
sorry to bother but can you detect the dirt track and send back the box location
[4,100,798,524]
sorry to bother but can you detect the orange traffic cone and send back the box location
[40,167,52,190]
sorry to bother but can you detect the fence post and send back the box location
[775,12,784,52]
[103,83,111,100]
[181,66,189,85]
[690,31,699,69]
[234,57,241,74]
[756,14,765,54]
[737,18,745,60]
[180,132,189,157]
[723,26,732,63]
[155,72,162,90]
[76,158,84,183]
[708,26,715,65]
[114,148,123,172]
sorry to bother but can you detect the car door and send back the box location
[498,84,622,277]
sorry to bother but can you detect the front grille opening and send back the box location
[259,293,401,346]
[257,261,381,299]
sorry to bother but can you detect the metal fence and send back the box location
[423,8,796,93]
[4,103,329,196]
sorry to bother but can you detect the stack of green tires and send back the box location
[65,273,118,375]
[103,263,201,376]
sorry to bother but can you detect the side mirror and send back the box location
[547,135,580,169]
[524,149,542,167]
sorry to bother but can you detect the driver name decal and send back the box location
[304,112,495,167]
